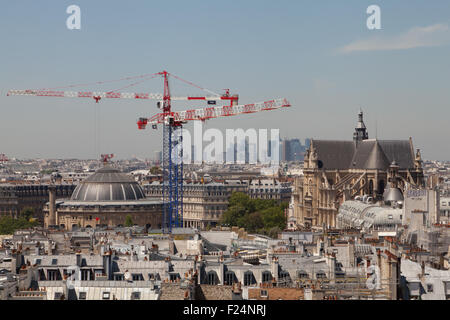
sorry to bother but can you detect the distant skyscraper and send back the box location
[305,138,311,149]
[281,138,307,161]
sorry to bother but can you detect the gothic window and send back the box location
[369,180,374,195]
[378,180,385,194]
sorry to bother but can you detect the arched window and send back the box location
[378,180,385,194]
[316,270,327,279]
[279,270,291,282]
[297,270,308,279]
[369,180,374,195]
[244,271,256,286]
[207,271,218,285]
[224,271,236,285]
[262,271,272,283]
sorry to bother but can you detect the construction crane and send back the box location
[7,70,291,233]
[101,154,114,165]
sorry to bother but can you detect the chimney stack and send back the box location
[232,282,243,300]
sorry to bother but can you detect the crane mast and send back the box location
[160,71,183,233]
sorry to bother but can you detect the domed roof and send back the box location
[71,167,145,201]
[383,186,404,202]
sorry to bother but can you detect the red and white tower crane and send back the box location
[101,154,114,165]
[0,154,9,163]
[7,70,291,233]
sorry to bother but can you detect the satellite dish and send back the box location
[124,271,131,281]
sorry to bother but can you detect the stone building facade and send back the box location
[145,182,232,229]
[292,111,424,229]
[248,179,292,202]
[0,184,75,223]
[145,178,291,230]
[43,167,163,231]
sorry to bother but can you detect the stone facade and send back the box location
[0,184,75,223]
[44,201,163,231]
[292,112,424,229]
[43,167,163,231]
[145,182,231,229]
[144,179,290,230]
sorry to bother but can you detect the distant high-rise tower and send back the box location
[281,138,306,161]
[353,110,369,144]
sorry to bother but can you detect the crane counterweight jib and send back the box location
[137,98,290,127]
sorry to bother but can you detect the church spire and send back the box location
[353,110,369,144]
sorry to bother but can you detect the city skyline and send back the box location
[1,1,450,305]
[1,1,450,160]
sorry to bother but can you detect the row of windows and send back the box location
[204,270,326,286]
[54,291,142,300]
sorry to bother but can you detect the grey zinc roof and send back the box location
[311,140,355,170]
[84,167,136,183]
[351,140,390,170]
[377,140,415,169]
[311,138,415,170]
[59,199,162,207]
[354,244,373,255]
[25,254,103,267]
[70,166,145,202]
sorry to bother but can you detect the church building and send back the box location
[292,111,424,228]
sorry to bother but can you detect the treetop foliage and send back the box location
[220,192,288,238]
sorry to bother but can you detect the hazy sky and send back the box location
[1,1,449,160]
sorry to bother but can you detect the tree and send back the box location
[221,205,246,227]
[20,207,35,220]
[237,212,264,233]
[125,215,134,227]
[0,216,39,235]
[228,192,254,212]
[220,192,288,237]
[261,207,286,230]
[150,166,162,175]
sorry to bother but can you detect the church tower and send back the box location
[353,110,369,144]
